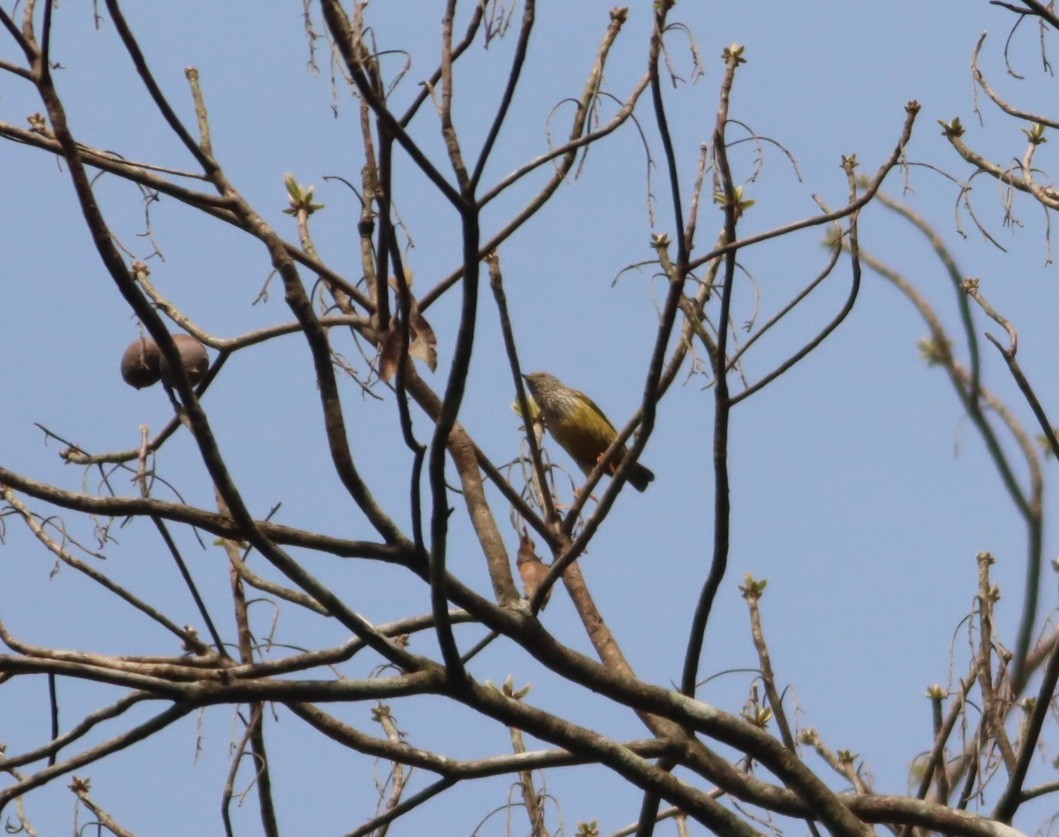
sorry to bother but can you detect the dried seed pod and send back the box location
[120,336,162,389]
[159,334,209,387]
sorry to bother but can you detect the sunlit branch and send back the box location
[686,102,920,274]
[0,702,192,817]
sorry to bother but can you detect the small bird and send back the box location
[522,371,654,492]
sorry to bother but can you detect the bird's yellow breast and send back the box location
[547,401,620,474]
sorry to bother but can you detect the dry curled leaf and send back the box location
[516,532,551,607]
[378,306,438,382]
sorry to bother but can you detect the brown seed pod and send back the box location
[120,336,162,389]
[159,334,209,387]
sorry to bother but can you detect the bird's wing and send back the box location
[577,389,617,433]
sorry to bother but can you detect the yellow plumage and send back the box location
[521,371,654,492]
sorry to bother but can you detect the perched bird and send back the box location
[522,371,654,492]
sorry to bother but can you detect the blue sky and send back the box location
[2,2,1058,834]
